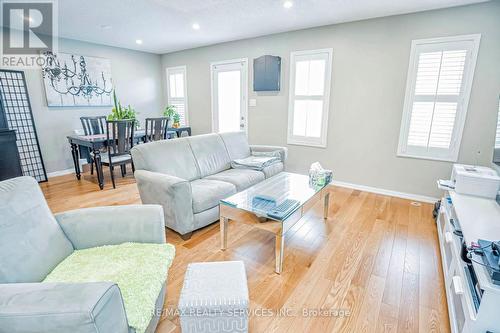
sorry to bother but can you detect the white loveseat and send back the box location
[131,131,287,239]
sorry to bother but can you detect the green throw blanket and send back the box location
[43,242,176,333]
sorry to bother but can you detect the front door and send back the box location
[211,59,248,133]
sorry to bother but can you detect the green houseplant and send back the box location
[172,113,181,128]
[108,90,139,127]
[163,105,177,120]
[163,105,181,128]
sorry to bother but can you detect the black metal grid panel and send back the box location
[0,70,47,182]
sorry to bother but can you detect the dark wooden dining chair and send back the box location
[80,116,107,175]
[80,116,107,135]
[97,119,135,189]
[144,117,171,142]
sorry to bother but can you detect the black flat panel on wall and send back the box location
[253,55,281,91]
[0,70,47,182]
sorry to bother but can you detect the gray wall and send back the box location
[161,2,500,198]
[12,38,163,174]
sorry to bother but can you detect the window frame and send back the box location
[287,48,333,148]
[397,34,481,162]
[166,65,189,126]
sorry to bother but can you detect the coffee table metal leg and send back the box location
[275,231,284,274]
[324,191,330,220]
[220,216,228,250]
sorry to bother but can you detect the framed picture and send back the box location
[42,52,113,107]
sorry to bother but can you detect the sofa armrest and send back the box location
[134,170,194,236]
[0,282,129,333]
[55,205,166,249]
[250,145,288,163]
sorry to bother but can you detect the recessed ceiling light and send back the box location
[283,1,293,9]
[135,39,143,45]
[192,23,200,30]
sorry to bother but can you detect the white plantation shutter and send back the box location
[398,35,480,161]
[166,66,188,126]
[288,49,333,147]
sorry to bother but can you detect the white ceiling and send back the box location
[58,0,487,54]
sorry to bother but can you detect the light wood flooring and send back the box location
[40,170,450,333]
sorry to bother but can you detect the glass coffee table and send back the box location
[219,172,330,274]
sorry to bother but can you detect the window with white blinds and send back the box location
[287,48,333,147]
[166,66,188,126]
[397,35,480,162]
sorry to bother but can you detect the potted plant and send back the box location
[163,105,177,120]
[172,113,181,128]
[108,90,139,127]
[163,105,180,128]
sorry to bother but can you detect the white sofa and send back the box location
[130,131,287,239]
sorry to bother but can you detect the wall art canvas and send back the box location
[42,52,113,107]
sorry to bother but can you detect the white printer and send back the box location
[451,164,500,199]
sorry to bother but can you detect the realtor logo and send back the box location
[1,0,57,67]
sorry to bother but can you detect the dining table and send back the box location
[66,126,191,189]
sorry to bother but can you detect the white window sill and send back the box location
[396,151,457,163]
[287,138,327,148]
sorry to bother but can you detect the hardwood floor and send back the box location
[40,171,450,333]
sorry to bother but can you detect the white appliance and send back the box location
[451,164,500,199]
[436,190,500,333]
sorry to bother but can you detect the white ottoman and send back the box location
[178,261,249,333]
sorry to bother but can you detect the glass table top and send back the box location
[220,172,327,220]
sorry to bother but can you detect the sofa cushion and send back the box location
[205,168,265,191]
[219,131,251,160]
[190,179,236,213]
[262,162,284,178]
[193,206,220,229]
[0,176,74,283]
[188,133,231,177]
[131,138,199,181]
[43,242,176,333]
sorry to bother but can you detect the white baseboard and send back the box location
[330,180,439,203]
[48,159,90,178]
[47,168,74,178]
[45,167,438,203]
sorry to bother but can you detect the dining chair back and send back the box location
[106,119,135,157]
[144,117,171,142]
[80,116,107,136]
[102,119,136,189]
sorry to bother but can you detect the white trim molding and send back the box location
[330,180,439,203]
[397,34,481,162]
[166,65,189,126]
[47,168,75,178]
[45,168,439,203]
